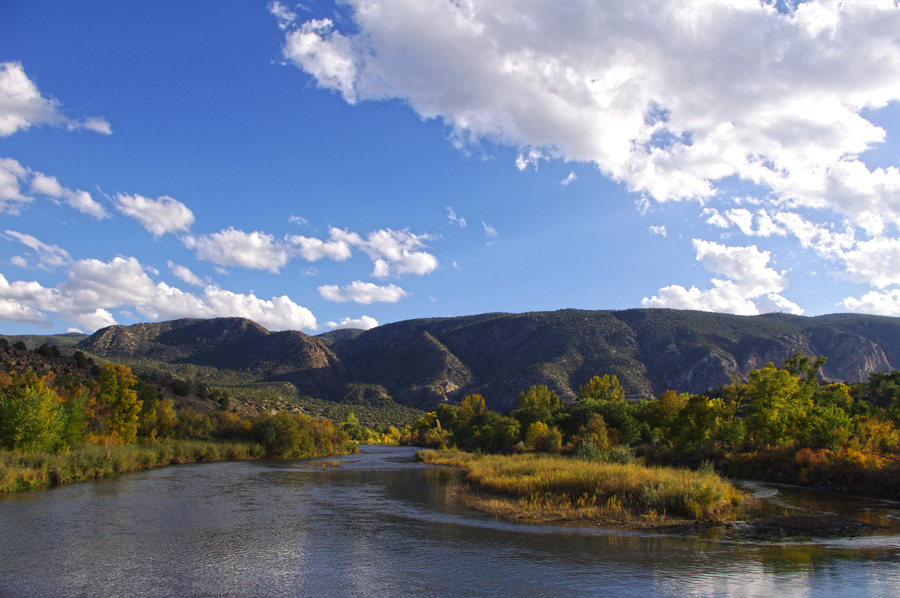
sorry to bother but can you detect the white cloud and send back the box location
[447,206,467,227]
[0,257,318,332]
[270,1,298,28]
[326,315,379,330]
[318,280,409,304]
[482,221,498,245]
[0,294,51,327]
[167,261,204,287]
[0,158,32,214]
[185,227,292,273]
[0,62,110,136]
[288,226,355,261]
[3,230,72,269]
[276,1,900,230]
[289,214,309,226]
[756,293,805,315]
[642,281,761,315]
[355,228,438,277]
[288,226,438,277]
[694,240,786,297]
[649,225,667,237]
[643,239,801,315]
[841,289,900,316]
[560,171,577,186]
[116,193,194,237]
[838,237,900,289]
[30,173,64,197]
[31,172,108,219]
[0,160,108,219]
[516,149,545,171]
[703,208,730,229]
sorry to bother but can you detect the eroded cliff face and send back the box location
[811,332,894,382]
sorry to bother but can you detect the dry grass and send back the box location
[0,440,265,492]
[418,450,749,524]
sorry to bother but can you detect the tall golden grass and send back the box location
[418,450,747,522]
[0,439,266,492]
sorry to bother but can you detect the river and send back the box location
[1,445,900,597]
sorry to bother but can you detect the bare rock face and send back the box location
[667,352,738,394]
[813,333,893,382]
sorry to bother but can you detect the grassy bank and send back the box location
[418,450,749,525]
[1,440,268,492]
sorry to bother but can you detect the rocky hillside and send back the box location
[70,309,900,412]
[78,318,348,395]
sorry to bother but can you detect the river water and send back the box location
[1,445,900,597]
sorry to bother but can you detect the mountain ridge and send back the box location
[75,309,900,411]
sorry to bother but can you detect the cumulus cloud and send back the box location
[31,172,108,219]
[288,226,355,261]
[275,1,900,229]
[167,261,204,287]
[354,228,438,277]
[185,227,292,273]
[318,280,409,304]
[835,238,900,289]
[0,158,32,214]
[0,62,111,136]
[326,315,379,330]
[3,230,72,270]
[116,194,194,237]
[0,257,318,332]
[0,159,108,218]
[643,239,802,315]
[841,289,900,316]
[189,225,438,278]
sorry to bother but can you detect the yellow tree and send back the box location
[577,374,624,404]
[97,363,142,443]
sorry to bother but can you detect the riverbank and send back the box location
[417,449,748,526]
[417,449,886,539]
[0,439,356,492]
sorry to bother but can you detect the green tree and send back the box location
[524,421,562,453]
[516,385,560,429]
[0,381,65,452]
[251,412,315,458]
[744,366,811,446]
[668,395,744,452]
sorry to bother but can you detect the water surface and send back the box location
[1,446,899,597]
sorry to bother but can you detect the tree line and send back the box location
[402,354,900,496]
[0,339,354,460]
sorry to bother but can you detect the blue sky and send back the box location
[2,0,900,335]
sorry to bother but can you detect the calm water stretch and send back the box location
[2,446,900,597]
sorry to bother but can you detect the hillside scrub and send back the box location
[404,355,900,498]
[0,351,357,492]
[417,450,748,523]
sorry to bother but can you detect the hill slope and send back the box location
[76,309,900,411]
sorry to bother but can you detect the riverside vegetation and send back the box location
[403,354,900,525]
[0,338,357,492]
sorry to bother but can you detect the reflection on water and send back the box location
[1,446,900,597]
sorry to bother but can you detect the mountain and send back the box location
[76,309,900,412]
[78,317,348,395]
